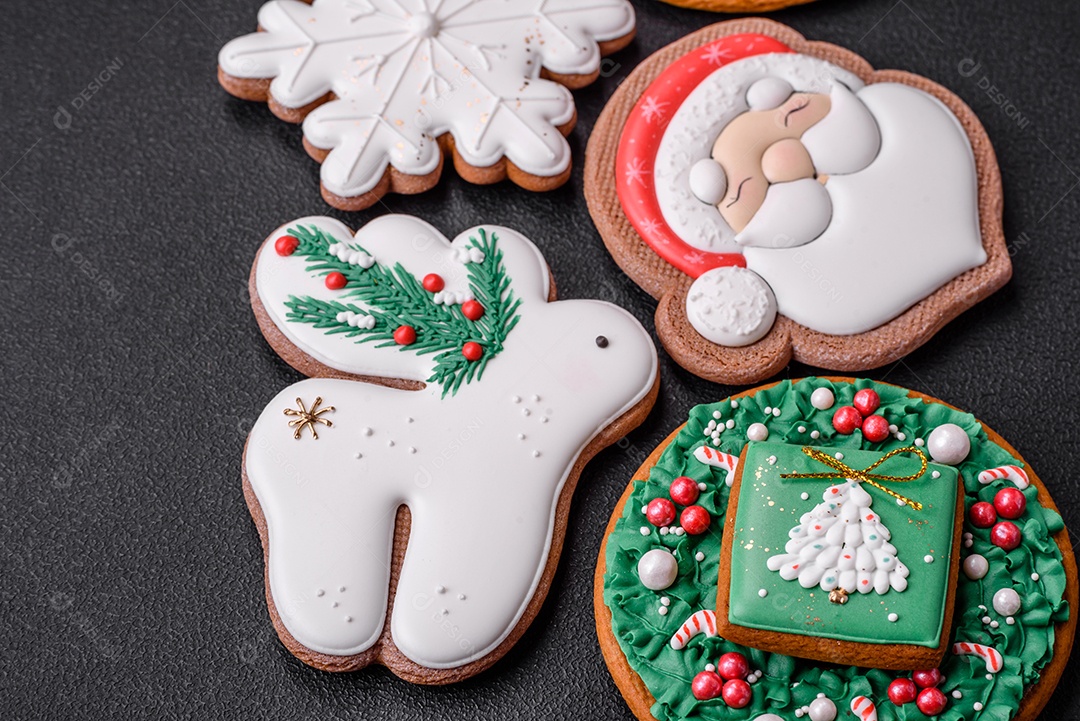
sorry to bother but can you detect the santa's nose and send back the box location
[761,138,815,184]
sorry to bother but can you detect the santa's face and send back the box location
[711,91,831,233]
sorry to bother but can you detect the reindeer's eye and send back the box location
[595,335,609,348]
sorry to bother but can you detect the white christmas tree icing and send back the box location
[766,479,910,595]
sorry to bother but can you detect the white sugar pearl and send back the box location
[767,456,777,465]
[801,492,810,501]
[964,539,973,548]
[834,452,844,461]
[797,425,806,433]
[1032,572,1040,581]
[731,400,739,409]
[726,419,736,430]
[660,527,669,536]
[658,606,668,616]
[747,423,769,441]
[773,408,781,417]
[756,715,783,721]
[896,432,907,441]
[927,423,971,465]
[639,527,650,536]
[764,406,772,414]
[808,697,837,721]
[698,482,707,491]
[660,596,671,607]
[993,588,1022,616]
[1006,617,1015,625]
[675,527,686,536]
[974,702,984,711]
[990,621,999,628]
[810,430,820,439]
[637,549,678,590]
[810,387,835,410]
[964,555,989,580]
[705,663,716,672]
[713,411,722,419]
[915,437,925,447]
[952,690,962,699]
[888,424,898,433]
[888,613,898,622]
[758,588,768,598]
[924,554,935,564]
[695,551,705,562]
[931,471,941,479]
[981,616,991,624]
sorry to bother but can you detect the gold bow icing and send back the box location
[780,446,929,511]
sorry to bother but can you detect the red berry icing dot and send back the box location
[968,501,997,529]
[888,678,918,705]
[912,668,942,688]
[680,505,711,535]
[916,687,947,716]
[274,234,299,256]
[324,271,347,290]
[669,476,700,506]
[461,299,485,321]
[646,498,677,527]
[991,520,1022,550]
[691,671,723,701]
[721,679,752,708]
[832,406,862,435]
[993,487,1026,519]
[461,341,483,362]
[422,273,445,292]
[852,388,881,416]
[861,414,890,443]
[393,326,416,346]
[716,652,749,681]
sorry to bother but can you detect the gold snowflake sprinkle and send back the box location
[829,588,849,605]
[284,396,335,440]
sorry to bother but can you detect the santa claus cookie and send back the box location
[657,0,817,12]
[585,20,1011,385]
[244,214,658,683]
[218,0,635,211]
[596,378,1075,721]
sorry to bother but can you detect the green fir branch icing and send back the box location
[281,224,521,397]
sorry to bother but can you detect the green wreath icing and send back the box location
[603,379,1068,721]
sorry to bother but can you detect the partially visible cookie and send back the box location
[585,19,1011,385]
[244,214,658,683]
[596,377,1075,721]
[218,0,636,210]
[658,0,817,12]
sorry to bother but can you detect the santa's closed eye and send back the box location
[727,177,751,207]
[783,97,810,127]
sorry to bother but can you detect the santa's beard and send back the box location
[735,82,881,250]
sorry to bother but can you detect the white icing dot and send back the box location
[441,609,449,616]
[532,450,540,458]
[408,446,417,454]
[964,532,973,539]
[834,452,844,461]
[522,408,531,417]
[896,498,906,506]
[458,593,466,600]
[747,423,769,441]
[801,492,810,501]
[1032,572,1040,581]
[675,527,686,536]
[915,437,925,447]
[532,394,540,402]
[896,432,907,441]
[345,615,352,622]
[436,585,445,594]
[354,452,362,459]
[698,482,707,491]
[767,455,777,465]
[773,408,781,417]
[712,438,721,447]
[713,410,722,419]
[331,601,339,608]
[641,505,649,514]
[660,527,669,536]
[795,710,804,718]
[810,430,820,439]
[362,427,373,436]
[964,539,973,548]
[518,433,526,440]
[316,589,325,597]
[990,621,999,628]
[339,586,346,592]
[748,675,757,685]
[931,470,941,479]
[387,440,395,447]
[695,551,705,562]
[816,693,825,699]
[985,674,993,681]
[540,417,548,424]
[758,588,768,598]
[764,406,772,414]
[731,401,739,409]
[982,615,991,624]
[888,424,898,433]
[406,416,414,423]
[726,419,736,430]
[974,702,984,711]
[952,690,962,699]
[705,663,716,672]
[658,606,668,616]
[924,554,935,564]
[888,613,898,622]
[512,395,521,403]
[810,387,835,410]
[640,527,650,536]
[1006,616,1015,625]
[979,605,987,611]
[797,425,806,433]
[660,596,671,606]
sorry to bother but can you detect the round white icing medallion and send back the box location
[685,267,777,347]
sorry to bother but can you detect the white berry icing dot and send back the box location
[698,482,707,491]
[924,554,934,564]
[801,492,810,501]
[1006,617,1015,625]
[362,427,373,436]
[888,424,898,433]
[915,437,925,447]
[695,551,705,562]
[952,690,962,699]
[764,406,772,414]
[713,410,722,419]
[797,425,806,433]
[767,455,777,465]
[731,400,739,409]
[640,527,650,536]
[974,702,984,711]
[981,615,991,624]
[931,470,941,479]
[747,423,769,441]
[660,596,671,607]
[1032,572,1040,581]
[658,606,668,616]
[834,452,844,461]
[888,613,898,622]
[726,419,736,430]
[772,407,782,417]
[759,588,768,598]
[705,663,716,672]
[810,430,820,439]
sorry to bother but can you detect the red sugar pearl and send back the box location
[461,299,485,321]
[993,487,1026,519]
[991,521,1022,551]
[680,505,711,535]
[912,668,942,688]
[721,679,752,709]
[888,678,918,705]
[691,671,723,701]
[422,273,445,292]
[274,235,299,256]
[968,501,997,529]
[716,652,749,681]
[646,498,676,527]
[393,326,416,346]
[324,272,347,290]
[461,341,483,362]
[669,476,700,506]
[861,414,890,443]
[832,406,862,435]
[853,388,881,416]
[916,687,948,716]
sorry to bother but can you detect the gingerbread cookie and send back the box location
[596,378,1075,721]
[244,214,658,683]
[585,20,1011,385]
[657,0,817,12]
[218,0,636,211]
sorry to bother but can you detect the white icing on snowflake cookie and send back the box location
[245,215,658,680]
[219,0,636,209]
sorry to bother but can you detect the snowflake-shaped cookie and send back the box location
[219,0,635,209]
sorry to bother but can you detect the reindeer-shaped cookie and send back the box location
[244,215,658,682]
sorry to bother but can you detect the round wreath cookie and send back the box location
[584,20,1011,385]
[245,215,659,683]
[217,0,635,210]
[596,378,1075,721]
